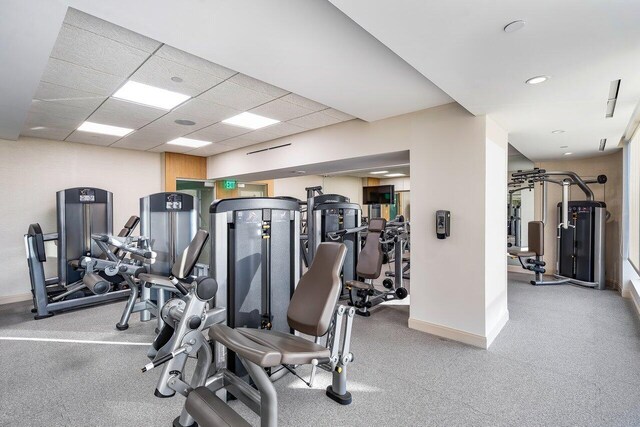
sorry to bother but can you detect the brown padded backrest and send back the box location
[528,221,544,256]
[356,218,387,279]
[287,242,347,337]
[171,229,209,280]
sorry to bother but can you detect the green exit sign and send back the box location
[223,180,237,190]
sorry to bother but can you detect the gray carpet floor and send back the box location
[1,272,639,426]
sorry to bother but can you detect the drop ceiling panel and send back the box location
[87,98,166,129]
[24,111,83,130]
[20,126,74,141]
[288,111,343,129]
[186,142,236,157]
[155,45,236,80]
[147,142,196,154]
[250,99,314,122]
[64,8,161,53]
[34,82,107,111]
[163,98,239,128]
[51,24,149,77]
[228,74,289,98]
[41,58,126,96]
[187,122,250,143]
[131,56,225,97]
[280,93,327,112]
[199,81,276,111]
[241,128,281,143]
[259,122,306,138]
[111,127,177,150]
[66,130,121,146]
[324,108,354,121]
[29,99,94,122]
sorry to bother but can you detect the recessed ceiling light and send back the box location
[370,170,389,175]
[525,75,549,85]
[167,137,212,148]
[77,121,133,137]
[113,81,190,110]
[171,76,183,83]
[222,112,279,130]
[30,126,46,130]
[560,145,569,149]
[563,152,572,156]
[385,173,406,177]
[503,20,526,33]
[551,130,565,134]
[174,119,196,126]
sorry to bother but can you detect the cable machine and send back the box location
[510,169,608,289]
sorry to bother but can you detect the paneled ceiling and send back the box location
[21,8,355,157]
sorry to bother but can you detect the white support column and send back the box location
[408,112,509,348]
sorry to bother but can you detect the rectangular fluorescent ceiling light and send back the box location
[222,112,279,130]
[599,138,607,151]
[113,81,190,110]
[370,170,389,175]
[167,137,212,148]
[77,121,133,136]
[385,173,406,177]
[605,79,621,118]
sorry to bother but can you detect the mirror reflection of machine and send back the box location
[301,187,364,290]
[137,192,197,329]
[25,187,132,319]
[507,184,533,248]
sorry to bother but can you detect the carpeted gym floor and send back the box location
[1,273,639,426]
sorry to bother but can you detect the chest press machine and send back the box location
[510,169,608,289]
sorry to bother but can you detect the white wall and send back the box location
[379,177,410,191]
[208,103,509,347]
[0,137,162,300]
[273,175,363,205]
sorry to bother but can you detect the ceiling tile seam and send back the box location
[173,90,297,150]
[47,55,133,81]
[151,52,235,81]
[139,71,243,151]
[180,105,343,155]
[34,81,109,101]
[63,43,163,142]
[58,22,152,60]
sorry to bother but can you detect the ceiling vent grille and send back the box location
[247,143,292,155]
[599,138,607,151]
[606,79,621,118]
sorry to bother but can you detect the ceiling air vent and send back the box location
[606,79,621,118]
[247,143,291,155]
[599,138,607,151]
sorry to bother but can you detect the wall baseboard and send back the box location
[627,281,640,319]
[408,317,488,349]
[0,292,31,306]
[485,309,510,348]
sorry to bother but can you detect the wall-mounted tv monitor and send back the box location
[363,185,395,205]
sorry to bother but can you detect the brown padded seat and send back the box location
[527,221,544,256]
[286,242,347,336]
[186,387,252,427]
[209,324,282,367]
[236,328,330,365]
[171,229,209,280]
[357,218,386,279]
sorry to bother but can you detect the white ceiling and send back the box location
[19,9,357,156]
[329,0,640,160]
[2,1,639,161]
[0,0,451,143]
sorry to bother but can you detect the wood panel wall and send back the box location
[164,153,207,191]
